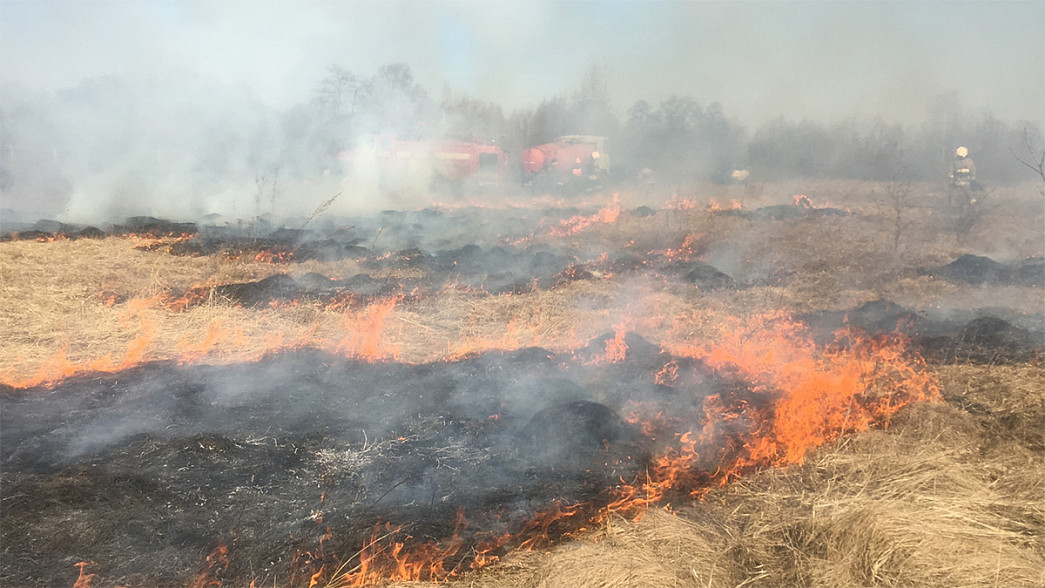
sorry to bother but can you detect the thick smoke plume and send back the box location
[2,2,1043,224]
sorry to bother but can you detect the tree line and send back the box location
[301,63,1042,185]
[2,62,1042,215]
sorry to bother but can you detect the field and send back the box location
[1,179,1043,587]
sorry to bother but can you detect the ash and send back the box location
[1,338,718,587]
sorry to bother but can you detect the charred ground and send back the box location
[1,180,1042,587]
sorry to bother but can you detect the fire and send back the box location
[655,233,704,262]
[231,311,936,586]
[793,194,815,208]
[300,502,590,587]
[549,194,621,237]
[127,231,196,252]
[677,313,938,464]
[583,316,633,364]
[166,286,212,313]
[587,312,939,530]
[654,359,679,385]
[33,233,70,243]
[515,501,581,551]
[707,197,742,212]
[333,295,401,361]
[636,312,941,492]
[0,291,407,389]
[190,542,231,588]
[175,318,249,363]
[98,289,122,307]
[321,512,469,586]
[23,303,939,587]
[73,561,96,588]
[791,194,840,210]
[6,228,942,587]
[1,297,159,388]
[254,249,294,264]
[663,194,696,211]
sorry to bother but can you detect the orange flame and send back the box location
[707,198,742,212]
[254,249,294,264]
[327,511,468,586]
[673,313,938,466]
[655,233,704,262]
[189,542,230,588]
[333,295,401,361]
[584,316,632,365]
[616,312,943,501]
[654,359,679,386]
[1,297,159,388]
[793,194,814,208]
[550,194,621,237]
[73,561,96,588]
[287,312,939,585]
[0,289,410,389]
[15,282,940,586]
[663,194,696,211]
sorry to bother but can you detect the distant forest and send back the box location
[3,63,1043,204]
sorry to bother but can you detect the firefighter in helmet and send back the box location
[950,146,976,188]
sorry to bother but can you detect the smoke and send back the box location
[1,2,1042,224]
[2,74,283,222]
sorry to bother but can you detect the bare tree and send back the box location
[574,64,610,105]
[314,65,366,119]
[364,63,431,135]
[877,173,914,253]
[254,165,281,212]
[1010,126,1045,194]
[869,150,920,256]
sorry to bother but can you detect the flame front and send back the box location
[10,219,944,587]
[192,311,936,587]
[549,194,622,237]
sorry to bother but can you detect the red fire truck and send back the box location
[520,135,610,190]
[337,134,507,189]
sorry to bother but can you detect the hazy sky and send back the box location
[3,0,1043,125]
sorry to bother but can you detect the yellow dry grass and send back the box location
[2,180,1043,586]
[427,367,1045,588]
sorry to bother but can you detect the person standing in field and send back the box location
[950,146,976,188]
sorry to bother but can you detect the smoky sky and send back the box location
[1,0,1043,222]
[2,1,1042,126]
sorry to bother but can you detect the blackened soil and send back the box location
[714,204,848,221]
[920,254,1044,287]
[0,339,733,587]
[797,300,1043,363]
[920,317,1043,364]
[170,243,744,310]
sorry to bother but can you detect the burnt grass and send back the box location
[4,320,1038,586]
[172,243,745,309]
[3,202,1043,586]
[1,338,729,587]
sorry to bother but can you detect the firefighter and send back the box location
[950,146,976,188]
[585,152,600,179]
[948,146,981,213]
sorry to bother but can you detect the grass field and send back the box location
[2,180,1042,587]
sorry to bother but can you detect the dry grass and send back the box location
[0,235,758,380]
[430,374,1044,588]
[2,181,1043,586]
[4,181,1040,380]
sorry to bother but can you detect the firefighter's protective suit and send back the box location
[950,146,976,187]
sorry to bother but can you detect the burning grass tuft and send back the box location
[2,181,1042,586]
[430,386,1044,588]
